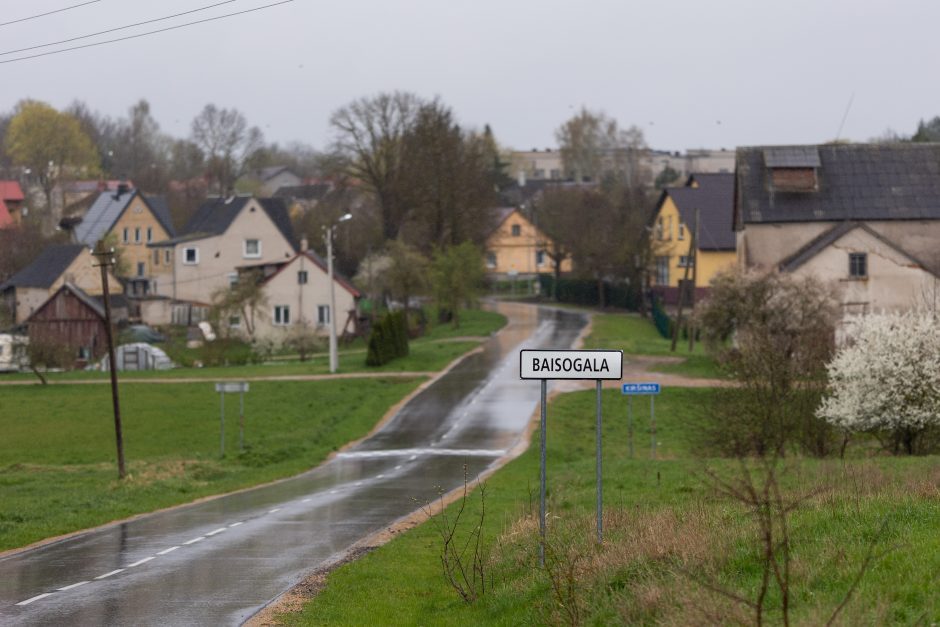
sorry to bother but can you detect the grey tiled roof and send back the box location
[763,146,821,168]
[0,244,85,290]
[179,197,298,250]
[661,173,735,250]
[737,143,940,224]
[73,190,176,246]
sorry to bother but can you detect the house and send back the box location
[25,282,126,367]
[148,196,298,306]
[650,173,736,305]
[241,166,302,197]
[735,144,940,316]
[62,179,133,208]
[232,246,360,345]
[0,181,25,228]
[0,244,123,324]
[73,185,176,296]
[485,207,572,279]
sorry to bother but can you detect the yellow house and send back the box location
[485,208,572,278]
[650,173,736,304]
[73,186,176,296]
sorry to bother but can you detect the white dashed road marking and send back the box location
[206,527,227,536]
[57,581,89,592]
[183,537,204,545]
[127,557,155,568]
[94,569,125,580]
[16,593,53,606]
[157,546,179,555]
[268,508,281,514]
[228,522,243,528]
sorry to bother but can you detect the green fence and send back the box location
[537,275,641,310]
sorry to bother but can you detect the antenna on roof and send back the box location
[834,92,855,142]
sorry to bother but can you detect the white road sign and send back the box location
[215,382,249,393]
[520,349,623,380]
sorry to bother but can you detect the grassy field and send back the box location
[0,378,425,551]
[291,386,940,625]
[581,312,723,379]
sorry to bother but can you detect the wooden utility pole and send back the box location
[688,209,700,352]
[670,210,698,352]
[92,244,126,479]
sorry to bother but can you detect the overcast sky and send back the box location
[0,0,935,153]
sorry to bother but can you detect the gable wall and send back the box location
[486,211,571,276]
[111,195,172,279]
[168,199,296,303]
[651,195,736,287]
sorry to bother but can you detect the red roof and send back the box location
[0,199,12,228]
[0,181,24,202]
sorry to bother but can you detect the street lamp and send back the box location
[326,212,353,373]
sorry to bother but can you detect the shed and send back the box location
[26,283,112,367]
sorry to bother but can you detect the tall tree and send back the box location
[4,100,99,224]
[112,99,169,191]
[555,107,650,189]
[329,91,420,240]
[191,104,264,195]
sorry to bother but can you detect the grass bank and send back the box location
[292,386,940,625]
[0,378,425,552]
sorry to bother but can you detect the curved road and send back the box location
[0,302,586,625]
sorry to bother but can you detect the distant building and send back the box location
[485,207,571,279]
[650,173,736,305]
[241,166,303,197]
[736,143,940,317]
[0,181,25,228]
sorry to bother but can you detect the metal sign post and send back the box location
[521,349,623,564]
[215,382,249,457]
[621,383,661,459]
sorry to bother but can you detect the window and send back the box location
[678,223,685,240]
[123,227,129,243]
[229,315,241,328]
[655,256,670,286]
[550,168,561,180]
[165,249,171,265]
[244,239,261,258]
[486,251,497,268]
[137,262,145,277]
[665,215,672,240]
[655,217,664,241]
[274,305,290,325]
[228,273,239,287]
[849,252,867,278]
[534,169,545,179]
[183,247,199,264]
[318,305,330,326]
[153,250,160,265]
[536,250,545,266]
[511,224,521,237]
[677,255,693,268]
[298,270,308,285]
[146,227,153,243]
[134,227,141,243]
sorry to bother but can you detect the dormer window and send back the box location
[764,147,820,193]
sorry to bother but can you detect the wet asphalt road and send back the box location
[0,302,586,626]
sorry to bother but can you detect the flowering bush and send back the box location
[817,311,940,454]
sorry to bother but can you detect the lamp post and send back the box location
[326,212,352,373]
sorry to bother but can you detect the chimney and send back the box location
[116,181,130,197]
[300,236,309,252]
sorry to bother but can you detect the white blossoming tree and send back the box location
[818,311,940,454]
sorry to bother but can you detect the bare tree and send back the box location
[329,91,421,240]
[555,107,651,189]
[191,104,264,195]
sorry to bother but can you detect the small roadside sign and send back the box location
[215,382,249,457]
[215,382,249,393]
[520,349,623,380]
[621,382,660,395]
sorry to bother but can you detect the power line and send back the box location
[0,0,294,65]
[0,0,102,27]
[0,0,238,57]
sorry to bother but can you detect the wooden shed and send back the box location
[26,283,112,367]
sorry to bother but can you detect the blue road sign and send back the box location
[621,382,660,395]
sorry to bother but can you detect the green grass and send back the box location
[582,312,724,379]
[0,378,423,551]
[292,387,940,625]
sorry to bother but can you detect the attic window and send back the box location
[764,147,820,193]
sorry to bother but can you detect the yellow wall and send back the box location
[485,210,572,276]
[111,195,172,279]
[651,195,735,287]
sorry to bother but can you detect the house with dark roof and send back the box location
[650,173,736,305]
[484,207,571,279]
[239,166,302,197]
[736,143,940,316]
[73,185,176,296]
[147,196,297,305]
[0,244,123,324]
[226,245,360,344]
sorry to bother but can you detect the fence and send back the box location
[537,275,641,310]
